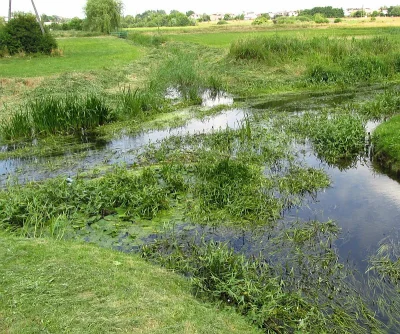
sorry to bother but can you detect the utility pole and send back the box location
[31,0,45,35]
[8,0,12,22]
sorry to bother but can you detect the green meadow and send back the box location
[0,37,142,77]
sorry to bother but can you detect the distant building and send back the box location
[244,12,258,20]
[189,13,202,20]
[210,13,224,21]
[346,8,374,17]
[274,10,299,17]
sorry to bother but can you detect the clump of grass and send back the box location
[1,94,113,140]
[116,87,163,119]
[361,89,400,120]
[372,114,400,174]
[0,166,171,235]
[127,32,167,46]
[192,157,281,224]
[150,48,202,103]
[288,112,366,164]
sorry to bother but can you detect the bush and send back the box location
[217,20,228,25]
[252,17,270,25]
[334,18,342,23]
[313,13,329,23]
[0,13,57,55]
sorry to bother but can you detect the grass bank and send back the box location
[372,114,400,174]
[0,235,260,333]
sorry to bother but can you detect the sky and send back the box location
[1,0,398,19]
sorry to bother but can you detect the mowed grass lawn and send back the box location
[0,37,142,78]
[0,235,261,334]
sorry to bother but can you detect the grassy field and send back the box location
[0,234,260,333]
[0,37,142,78]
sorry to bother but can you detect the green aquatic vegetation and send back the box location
[1,94,113,140]
[190,157,282,224]
[0,166,172,235]
[142,221,382,333]
[362,89,400,120]
[288,112,366,164]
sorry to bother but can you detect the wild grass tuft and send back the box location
[1,94,113,140]
[116,87,163,119]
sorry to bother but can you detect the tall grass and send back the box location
[127,32,168,46]
[116,87,163,118]
[361,89,400,119]
[229,35,400,84]
[1,94,113,140]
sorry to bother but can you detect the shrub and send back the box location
[252,17,270,25]
[334,18,342,23]
[217,20,228,25]
[313,13,329,23]
[0,13,57,55]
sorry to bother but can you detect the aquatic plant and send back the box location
[1,94,113,140]
[362,89,400,120]
[287,111,366,164]
[142,224,382,333]
[116,87,163,119]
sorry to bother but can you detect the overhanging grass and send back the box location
[0,37,143,78]
[372,114,400,174]
[0,235,260,334]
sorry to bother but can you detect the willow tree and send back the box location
[84,0,123,33]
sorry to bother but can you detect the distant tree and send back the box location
[186,10,195,17]
[201,14,211,22]
[351,10,364,18]
[371,11,380,17]
[84,0,122,33]
[388,6,400,16]
[223,14,233,21]
[234,14,245,20]
[300,6,344,18]
[0,13,57,55]
[69,17,83,30]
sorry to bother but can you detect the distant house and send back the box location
[346,8,374,17]
[273,10,298,17]
[189,13,202,20]
[210,13,224,21]
[244,12,258,20]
